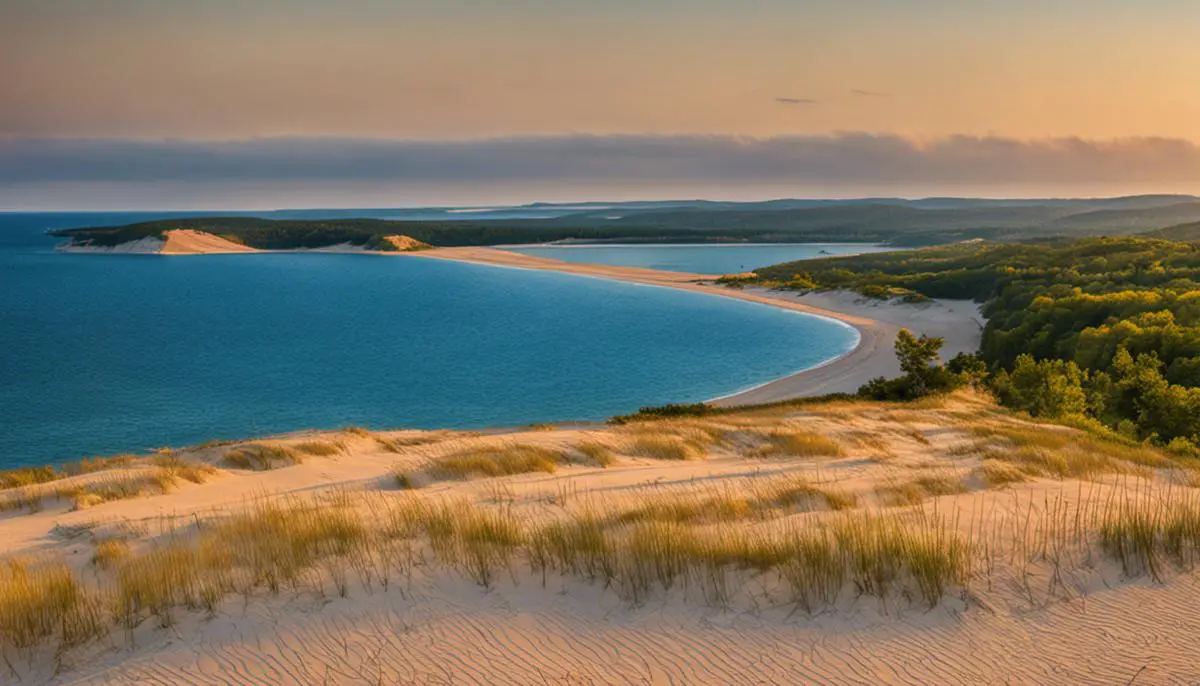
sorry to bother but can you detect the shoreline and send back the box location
[405,247,983,404]
[54,236,984,406]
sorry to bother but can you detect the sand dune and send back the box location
[159,230,257,254]
[58,230,257,255]
[2,393,1194,684]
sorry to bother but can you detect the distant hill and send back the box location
[1142,220,1200,242]
[1048,202,1200,234]
[48,195,1200,250]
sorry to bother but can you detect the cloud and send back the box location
[851,89,892,98]
[1,133,1199,207]
[775,97,819,105]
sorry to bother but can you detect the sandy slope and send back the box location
[408,247,984,403]
[59,230,257,255]
[3,394,1196,684]
[159,230,258,254]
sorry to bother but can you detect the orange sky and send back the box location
[2,1,1199,141]
[2,1,1199,207]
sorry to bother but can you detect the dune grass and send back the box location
[749,429,844,459]
[618,421,725,461]
[222,444,303,471]
[977,460,1030,487]
[971,424,1172,480]
[424,444,567,480]
[152,456,217,484]
[878,474,968,507]
[0,559,108,655]
[1098,489,1200,581]
[576,442,619,468]
[292,439,346,456]
[91,539,130,570]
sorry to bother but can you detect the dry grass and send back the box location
[425,444,567,480]
[152,456,218,484]
[576,442,618,468]
[878,474,967,507]
[373,432,451,453]
[977,460,1030,487]
[91,539,130,570]
[292,439,345,456]
[0,466,61,490]
[618,421,724,461]
[393,469,419,490]
[222,444,303,471]
[749,429,843,459]
[0,559,107,655]
[970,424,1172,480]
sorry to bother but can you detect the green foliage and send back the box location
[610,403,713,424]
[755,236,1200,447]
[859,330,967,401]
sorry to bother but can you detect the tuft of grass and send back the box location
[0,466,62,490]
[977,460,1030,487]
[878,474,967,507]
[222,444,303,471]
[576,442,618,468]
[1098,491,1200,581]
[425,444,567,480]
[750,429,843,459]
[624,434,704,460]
[393,469,419,490]
[152,455,218,484]
[0,559,108,653]
[92,539,130,570]
[292,439,345,456]
[618,421,724,461]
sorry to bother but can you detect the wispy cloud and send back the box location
[775,97,819,105]
[851,89,892,98]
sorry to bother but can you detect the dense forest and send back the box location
[754,236,1200,451]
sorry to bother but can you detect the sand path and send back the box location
[408,247,984,404]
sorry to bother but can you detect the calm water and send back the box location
[503,243,895,275]
[1,214,858,468]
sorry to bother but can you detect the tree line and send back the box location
[754,237,1200,453]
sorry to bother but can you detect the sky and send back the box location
[2,0,1199,209]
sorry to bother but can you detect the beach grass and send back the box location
[222,444,303,471]
[750,429,844,459]
[425,445,567,480]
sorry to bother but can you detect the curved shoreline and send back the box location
[401,247,979,406]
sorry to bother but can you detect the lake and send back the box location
[502,243,895,275]
[0,213,860,468]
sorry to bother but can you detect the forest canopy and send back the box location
[754,236,1200,450]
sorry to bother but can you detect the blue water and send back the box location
[503,243,895,275]
[1,213,858,468]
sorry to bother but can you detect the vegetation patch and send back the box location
[425,445,567,480]
[222,444,303,471]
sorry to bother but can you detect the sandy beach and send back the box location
[408,247,985,404]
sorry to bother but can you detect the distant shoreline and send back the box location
[53,233,983,403]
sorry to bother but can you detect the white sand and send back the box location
[3,394,1194,684]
